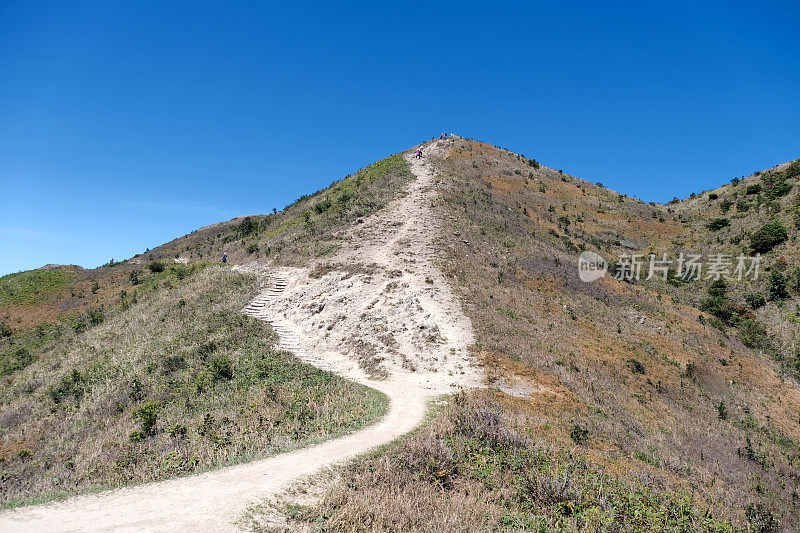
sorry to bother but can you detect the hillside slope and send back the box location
[435,139,800,528]
[273,137,799,532]
[0,146,483,531]
[0,154,417,509]
[2,137,798,531]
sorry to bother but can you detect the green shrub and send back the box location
[49,368,86,404]
[166,424,188,438]
[707,218,730,231]
[238,216,257,236]
[768,180,793,198]
[629,359,646,374]
[768,270,788,300]
[148,261,166,273]
[209,354,234,380]
[745,292,767,309]
[746,502,779,533]
[762,167,794,199]
[570,423,589,444]
[135,401,161,437]
[702,279,735,323]
[633,450,659,467]
[162,355,186,373]
[87,308,104,326]
[720,199,732,212]
[708,193,718,200]
[746,184,762,195]
[737,318,770,350]
[0,322,12,338]
[170,265,187,280]
[246,243,259,254]
[750,221,788,254]
[313,197,332,214]
[786,159,800,179]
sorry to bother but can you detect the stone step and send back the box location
[242,274,338,374]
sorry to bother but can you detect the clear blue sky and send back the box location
[1,1,798,276]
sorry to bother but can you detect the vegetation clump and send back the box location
[750,221,787,254]
[707,218,730,231]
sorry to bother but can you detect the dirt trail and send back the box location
[0,141,480,532]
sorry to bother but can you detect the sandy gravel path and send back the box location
[0,378,426,532]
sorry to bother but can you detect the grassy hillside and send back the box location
[138,152,414,268]
[273,138,799,532]
[0,153,414,507]
[0,265,386,506]
[0,156,417,503]
[668,159,800,370]
[6,137,797,528]
[0,267,76,306]
[0,152,414,336]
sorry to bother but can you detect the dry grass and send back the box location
[258,391,737,532]
[427,139,799,529]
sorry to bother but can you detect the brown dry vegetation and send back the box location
[432,139,799,529]
[257,392,739,532]
[277,138,798,532]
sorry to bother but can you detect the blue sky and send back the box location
[1,1,798,276]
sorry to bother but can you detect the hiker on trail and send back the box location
[440,133,443,139]
[221,253,227,264]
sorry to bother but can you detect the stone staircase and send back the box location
[243,273,337,373]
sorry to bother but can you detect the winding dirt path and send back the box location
[0,379,426,532]
[0,142,478,531]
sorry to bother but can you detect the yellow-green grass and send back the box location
[0,265,387,507]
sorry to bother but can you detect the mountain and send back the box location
[1,137,799,531]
